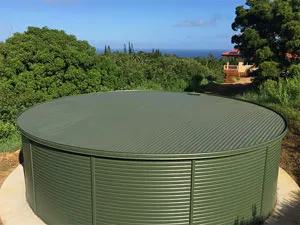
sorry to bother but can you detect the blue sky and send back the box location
[0,0,245,49]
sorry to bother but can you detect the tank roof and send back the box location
[17,91,287,159]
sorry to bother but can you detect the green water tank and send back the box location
[17,91,287,225]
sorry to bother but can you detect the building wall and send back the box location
[238,62,255,73]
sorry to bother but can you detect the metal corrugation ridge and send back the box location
[192,149,266,224]
[94,158,191,224]
[31,143,93,225]
[21,136,35,211]
[261,140,282,217]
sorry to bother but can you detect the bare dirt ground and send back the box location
[0,150,20,225]
[222,77,253,85]
[199,77,256,97]
[0,150,20,188]
[280,131,300,186]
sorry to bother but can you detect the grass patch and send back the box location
[0,133,21,153]
[237,92,300,133]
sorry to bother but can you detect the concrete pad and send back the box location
[0,165,44,225]
[0,166,299,225]
[264,168,300,225]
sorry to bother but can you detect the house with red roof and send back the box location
[221,49,256,83]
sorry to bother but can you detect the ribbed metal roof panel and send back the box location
[17,91,287,159]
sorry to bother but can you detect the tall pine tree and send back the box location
[130,43,134,54]
[128,41,132,54]
[124,44,127,54]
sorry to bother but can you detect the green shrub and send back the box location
[238,77,300,132]
[0,121,17,139]
[0,133,21,153]
[259,78,300,107]
[200,78,209,86]
[289,64,300,78]
[259,61,280,78]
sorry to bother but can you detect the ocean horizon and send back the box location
[96,49,227,59]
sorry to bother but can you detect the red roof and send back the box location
[286,53,300,59]
[222,49,299,59]
[221,49,241,57]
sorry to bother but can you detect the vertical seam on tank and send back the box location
[189,160,195,225]
[90,157,96,225]
[29,141,37,213]
[261,146,268,215]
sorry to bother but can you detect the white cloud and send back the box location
[175,15,223,27]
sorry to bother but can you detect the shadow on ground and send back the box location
[186,81,256,97]
[264,190,300,225]
[231,190,300,225]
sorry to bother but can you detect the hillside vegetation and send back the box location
[0,26,227,150]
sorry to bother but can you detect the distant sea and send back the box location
[96,49,227,59]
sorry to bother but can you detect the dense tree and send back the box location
[232,0,300,78]
[0,26,102,137]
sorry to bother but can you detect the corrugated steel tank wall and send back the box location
[21,136,283,225]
